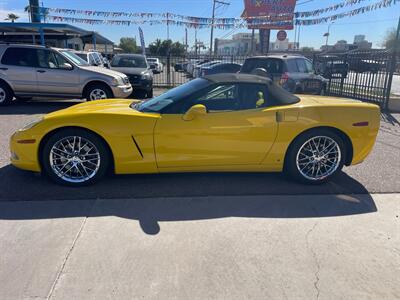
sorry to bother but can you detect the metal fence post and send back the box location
[167,53,171,87]
[384,16,400,110]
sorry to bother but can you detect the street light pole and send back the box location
[209,0,229,56]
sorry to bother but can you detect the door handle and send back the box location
[0,67,8,71]
[37,70,46,73]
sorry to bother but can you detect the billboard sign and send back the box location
[242,0,296,30]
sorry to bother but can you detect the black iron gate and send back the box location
[314,49,398,109]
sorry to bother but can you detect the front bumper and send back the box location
[111,84,133,98]
[10,130,41,172]
[129,78,153,92]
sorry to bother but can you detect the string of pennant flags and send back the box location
[43,0,398,29]
[47,15,293,29]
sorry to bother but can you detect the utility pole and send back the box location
[209,0,229,56]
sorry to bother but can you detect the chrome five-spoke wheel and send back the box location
[296,136,341,181]
[50,136,101,183]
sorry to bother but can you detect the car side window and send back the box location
[37,50,70,69]
[238,84,272,110]
[194,84,240,112]
[286,59,299,72]
[305,59,314,73]
[1,47,37,67]
[296,59,308,73]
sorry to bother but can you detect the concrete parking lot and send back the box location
[0,99,399,299]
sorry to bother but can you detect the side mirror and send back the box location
[182,104,207,121]
[61,63,73,70]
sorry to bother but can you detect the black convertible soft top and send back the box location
[204,73,300,105]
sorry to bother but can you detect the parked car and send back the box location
[72,50,106,68]
[193,61,221,78]
[147,57,164,74]
[110,54,153,98]
[0,44,132,106]
[240,55,328,95]
[174,61,188,72]
[10,74,380,186]
[187,59,210,77]
[350,59,383,73]
[315,55,349,78]
[201,62,242,77]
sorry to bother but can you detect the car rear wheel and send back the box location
[285,129,345,184]
[85,84,113,101]
[0,83,13,106]
[41,128,110,186]
[147,89,153,98]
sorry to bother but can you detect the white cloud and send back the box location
[0,9,29,22]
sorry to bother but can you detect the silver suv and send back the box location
[0,44,132,106]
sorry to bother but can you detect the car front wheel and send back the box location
[285,129,345,184]
[41,129,110,186]
[85,84,113,101]
[0,82,13,106]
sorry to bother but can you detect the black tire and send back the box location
[284,129,346,184]
[147,89,153,98]
[84,83,113,101]
[41,128,110,186]
[320,86,326,96]
[0,82,13,106]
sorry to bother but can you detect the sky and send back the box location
[1,0,399,50]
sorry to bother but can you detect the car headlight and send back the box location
[141,72,152,80]
[111,77,124,86]
[20,117,43,131]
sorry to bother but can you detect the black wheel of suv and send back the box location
[41,128,110,186]
[284,129,346,184]
[147,89,153,98]
[84,83,113,101]
[0,82,13,106]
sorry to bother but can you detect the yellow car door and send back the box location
[154,83,278,168]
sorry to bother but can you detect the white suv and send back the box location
[0,44,132,106]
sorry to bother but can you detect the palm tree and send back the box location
[24,5,31,22]
[5,13,20,23]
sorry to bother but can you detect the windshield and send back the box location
[111,55,148,68]
[134,78,210,113]
[147,58,156,62]
[60,50,89,66]
[74,53,87,61]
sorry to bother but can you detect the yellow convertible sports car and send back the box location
[10,74,380,186]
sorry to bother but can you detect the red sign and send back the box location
[242,0,296,30]
[277,30,287,41]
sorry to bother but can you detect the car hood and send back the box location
[45,99,148,119]
[110,67,147,75]
[79,66,127,78]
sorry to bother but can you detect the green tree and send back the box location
[301,46,314,52]
[383,27,400,50]
[149,39,162,56]
[118,37,140,54]
[5,13,19,23]
[24,5,31,22]
[148,39,185,56]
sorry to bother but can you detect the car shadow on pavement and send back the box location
[0,165,377,234]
